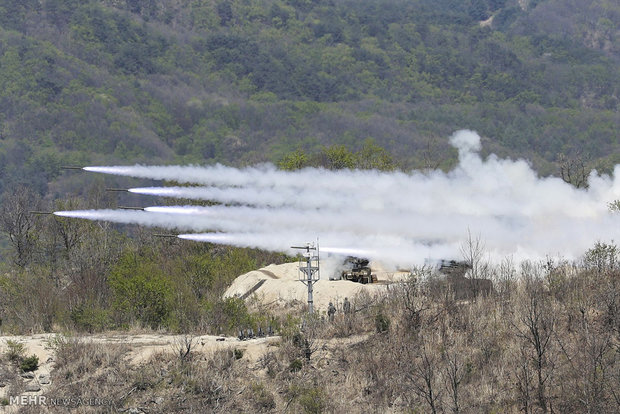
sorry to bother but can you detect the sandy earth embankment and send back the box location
[224,261,410,311]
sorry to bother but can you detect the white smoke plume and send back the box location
[60,130,620,267]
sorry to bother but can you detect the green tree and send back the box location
[108,250,173,329]
[356,138,395,170]
[278,148,309,170]
[319,145,356,170]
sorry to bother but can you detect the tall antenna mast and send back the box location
[291,241,320,313]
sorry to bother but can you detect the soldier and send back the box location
[327,302,336,322]
[343,297,352,314]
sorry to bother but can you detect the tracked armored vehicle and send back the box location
[341,257,378,284]
[437,260,493,300]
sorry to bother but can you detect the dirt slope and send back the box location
[224,261,410,311]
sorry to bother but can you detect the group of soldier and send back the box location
[327,297,352,322]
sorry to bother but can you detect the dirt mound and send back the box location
[224,261,410,311]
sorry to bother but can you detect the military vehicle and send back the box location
[437,260,493,300]
[341,257,377,284]
[438,260,471,278]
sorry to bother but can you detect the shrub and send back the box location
[70,303,110,332]
[298,386,326,414]
[250,382,276,411]
[109,251,173,329]
[289,358,302,372]
[20,355,39,372]
[4,340,25,363]
[375,312,390,333]
[206,297,252,334]
[278,314,302,339]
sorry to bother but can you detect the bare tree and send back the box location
[493,256,517,314]
[51,198,86,256]
[443,346,466,413]
[576,317,615,413]
[558,152,589,189]
[555,274,618,413]
[460,230,487,279]
[282,315,326,366]
[515,346,535,414]
[407,341,443,414]
[0,187,42,267]
[460,230,492,298]
[35,198,88,280]
[513,274,556,413]
[421,136,443,172]
[174,335,195,362]
[583,241,618,275]
[398,271,432,333]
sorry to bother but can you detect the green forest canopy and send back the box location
[0,0,617,199]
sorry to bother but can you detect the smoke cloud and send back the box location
[58,130,620,267]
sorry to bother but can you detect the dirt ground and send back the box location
[0,332,279,408]
[0,332,278,366]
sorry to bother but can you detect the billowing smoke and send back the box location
[57,130,620,267]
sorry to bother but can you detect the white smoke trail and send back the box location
[60,130,620,267]
[112,133,620,219]
[54,209,261,233]
[141,204,519,243]
[177,231,461,266]
[54,209,212,231]
[129,186,352,210]
[177,232,376,257]
[53,208,461,265]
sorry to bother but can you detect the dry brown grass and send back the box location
[5,261,620,413]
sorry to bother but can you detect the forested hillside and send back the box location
[0,4,619,411]
[0,0,618,199]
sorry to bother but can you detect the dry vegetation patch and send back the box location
[2,257,620,413]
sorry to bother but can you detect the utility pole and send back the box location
[291,242,320,314]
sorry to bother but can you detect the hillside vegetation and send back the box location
[0,0,618,328]
[0,0,618,199]
[0,3,619,411]
[2,250,619,413]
